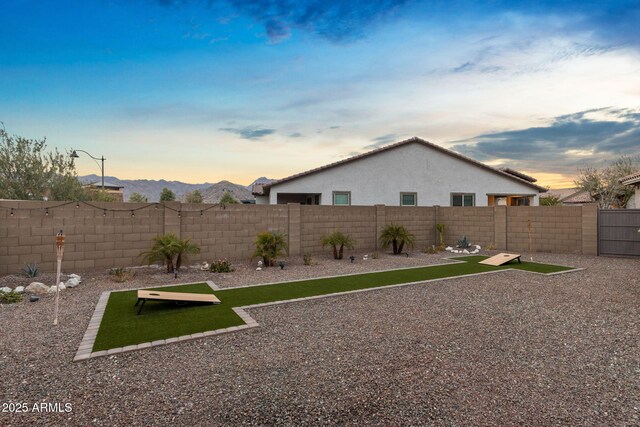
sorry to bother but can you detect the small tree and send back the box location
[185,190,203,203]
[85,188,116,202]
[539,194,562,206]
[379,224,416,255]
[436,223,445,248]
[219,191,240,207]
[253,230,287,266]
[321,231,355,260]
[159,187,176,202]
[129,192,148,202]
[575,156,640,209]
[0,126,85,201]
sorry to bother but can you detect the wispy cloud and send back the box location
[288,132,303,138]
[219,126,276,139]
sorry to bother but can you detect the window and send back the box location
[400,192,417,206]
[451,193,475,206]
[332,191,351,206]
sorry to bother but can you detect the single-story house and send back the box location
[82,181,125,202]
[253,137,546,206]
[542,188,595,206]
[620,172,640,209]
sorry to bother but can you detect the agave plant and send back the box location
[321,230,355,260]
[23,262,39,278]
[379,224,416,255]
[140,233,200,273]
[253,230,287,266]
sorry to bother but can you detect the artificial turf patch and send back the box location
[91,256,575,351]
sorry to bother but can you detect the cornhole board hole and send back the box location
[478,252,521,266]
[135,290,220,315]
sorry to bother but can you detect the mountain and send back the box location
[199,181,254,203]
[79,174,252,202]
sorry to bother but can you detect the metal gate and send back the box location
[598,209,640,257]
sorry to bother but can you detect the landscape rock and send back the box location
[445,246,453,251]
[69,274,81,281]
[65,277,80,288]
[14,286,25,294]
[48,283,66,293]
[26,282,49,294]
[1,286,12,293]
[463,249,470,254]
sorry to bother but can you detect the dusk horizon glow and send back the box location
[2,0,639,188]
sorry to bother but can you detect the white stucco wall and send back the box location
[263,142,540,206]
[627,186,639,209]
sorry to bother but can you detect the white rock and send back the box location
[48,286,57,293]
[58,283,66,290]
[0,286,11,293]
[445,246,453,251]
[474,245,481,250]
[200,262,210,271]
[69,274,81,280]
[65,277,80,288]
[471,249,479,254]
[256,267,262,271]
[14,286,25,294]
[463,249,470,254]
[26,282,49,294]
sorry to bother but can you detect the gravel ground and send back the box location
[0,251,638,426]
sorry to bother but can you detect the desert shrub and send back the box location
[423,245,439,254]
[457,235,470,249]
[210,259,234,273]
[185,190,203,203]
[371,252,379,259]
[379,224,416,255]
[253,231,287,267]
[23,263,39,278]
[321,231,355,260]
[303,254,314,265]
[109,267,136,283]
[0,290,22,304]
[129,192,148,202]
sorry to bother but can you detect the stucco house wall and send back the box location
[257,141,540,206]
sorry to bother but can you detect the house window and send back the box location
[400,192,417,206]
[332,191,351,206]
[451,193,475,206]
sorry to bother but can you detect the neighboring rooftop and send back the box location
[619,172,640,185]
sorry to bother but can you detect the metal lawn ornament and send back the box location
[53,230,65,326]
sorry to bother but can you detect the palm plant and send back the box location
[253,230,287,266]
[140,233,200,273]
[321,230,355,260]
[174,237,201,271]
[379,224,416,255]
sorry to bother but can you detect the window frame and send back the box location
[450,192,476,207]
[400,192,417,206]
[332,191,351,206]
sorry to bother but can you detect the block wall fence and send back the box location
[0,200,598,275]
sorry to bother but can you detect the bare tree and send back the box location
[575,156,639,209]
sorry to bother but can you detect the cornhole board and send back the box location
[478,252,521,266]
[135,290,220,315]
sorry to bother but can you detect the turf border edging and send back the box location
[74,259,582,362]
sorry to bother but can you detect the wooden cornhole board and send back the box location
[478,252,521,266]
[135,290,220,314]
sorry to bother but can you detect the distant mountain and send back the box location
[79,174,253,202]
[199,181,254,203]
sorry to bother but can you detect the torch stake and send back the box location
[54,231,65,326]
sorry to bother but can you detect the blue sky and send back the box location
[1,0,639,187]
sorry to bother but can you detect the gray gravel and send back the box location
[1,252,638,426]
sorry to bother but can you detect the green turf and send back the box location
[92,256,575,351]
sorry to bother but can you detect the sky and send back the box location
[1,0,639,188]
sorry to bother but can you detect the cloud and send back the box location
[450,107,640,173]
[288,132,303,138]
[364,133,399,149]
[219,126,276,139]
[154,0,409,43]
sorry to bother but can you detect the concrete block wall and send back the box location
[300,205,377,256]
[385,206,435,252]
[435,207,495,248]
[0,200,599,274]
[180,204,289,263]
[506,206,583,254]
[0,200,163,274]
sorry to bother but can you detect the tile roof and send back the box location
[619,172,640,185]
[255,137,547,195]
